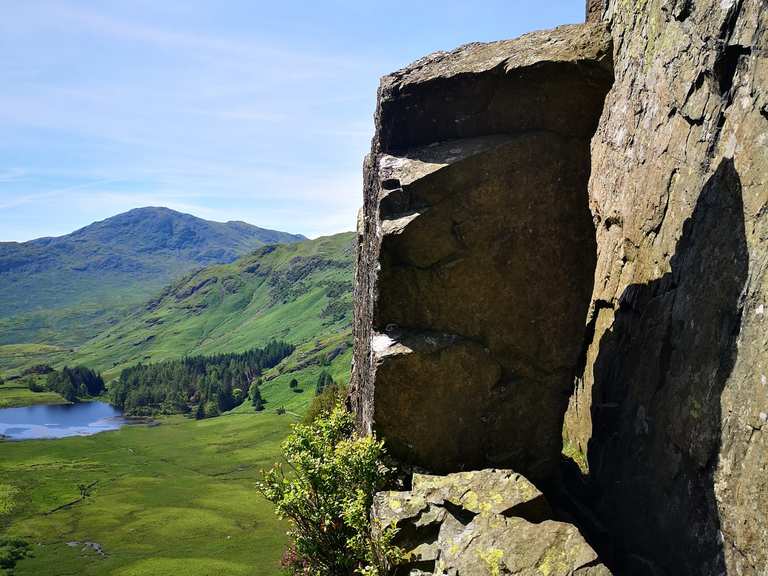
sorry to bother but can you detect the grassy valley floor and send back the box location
[0,341,353,576]
[0,413,293,576]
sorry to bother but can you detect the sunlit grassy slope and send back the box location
[69,231,354,382]
[0,413,292,576]
[0,344,71,377]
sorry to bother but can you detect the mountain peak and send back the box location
[0,208,307,334]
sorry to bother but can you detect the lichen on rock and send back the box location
[373,469,610,576]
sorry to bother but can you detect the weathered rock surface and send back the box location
[561,1,768,574]
[350,23,613,481]
[374,469,611,576]
[353,0,767,574]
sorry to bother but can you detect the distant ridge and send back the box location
[0,207,306,347]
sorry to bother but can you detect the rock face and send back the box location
[353,0,767,574]
[350,23,613,481]
[374,469,611,576]
[560,0,768,574]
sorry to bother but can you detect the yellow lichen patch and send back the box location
[517,479,541,502]
[562,438,589,474]
[478,547,505,576]
[462,490,479,511]
[0,483,19,516]
[536,544,569,576]
[388,498,402,510]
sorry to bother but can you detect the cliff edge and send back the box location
[350,1,767,574]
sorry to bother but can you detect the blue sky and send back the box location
[1,1,584,241]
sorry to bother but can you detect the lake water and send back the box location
[0,401,127,440]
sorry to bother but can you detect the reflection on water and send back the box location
[0,401,127,440]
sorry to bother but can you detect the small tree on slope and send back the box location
[258,406,404,575]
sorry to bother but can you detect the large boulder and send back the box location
[350,23,613,482]
[373,469,611,576]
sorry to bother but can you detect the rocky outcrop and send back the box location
[561,1,768,574]
[352,0,767,574]
[350,23,613,482]
[374,469,611,576]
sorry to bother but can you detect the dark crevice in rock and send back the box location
[716,0,745,45]
[603,215,623,230]
[391,516,442,550]
[501,494,552,524]
[714,44,751,97]
[545,464,618,573]
[441,501,478,526]
[680,112,705,126]
[649,170,676,238]
[674,0,693,22]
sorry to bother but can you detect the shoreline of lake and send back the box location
[0,401,131,441]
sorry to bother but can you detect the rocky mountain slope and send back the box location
[350,1,766,574]
[0,207,305,347]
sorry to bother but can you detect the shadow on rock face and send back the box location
[586,158,748,575]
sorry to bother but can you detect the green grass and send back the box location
[0,344,71,377]
[242,332,354,416]
[0,378,67,409]
[0,412,294,576]
[70,232,355,382]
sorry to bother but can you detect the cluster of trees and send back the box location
[22,364,54,375]
[45,366,105,402]
[110,341,294,417]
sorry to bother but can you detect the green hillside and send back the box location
[0,207,305,348]
[0,233,356,576]
[66,232,355,410]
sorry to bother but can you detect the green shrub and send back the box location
[0,536,31,570]
[252,386,265,412]
[25,377,45,393]
[203,401,219,418]
[258,406,404,576]
[303,383,345,424]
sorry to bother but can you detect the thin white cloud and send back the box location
[33,1,367,72]
[0,178,122,210]
[0,168,27,183]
